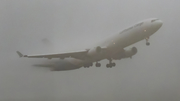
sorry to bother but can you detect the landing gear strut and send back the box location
[145,37,150,46]
[106,58,116,68]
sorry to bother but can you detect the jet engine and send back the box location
[123,47,137,58]
[87,46,102,57]
[112,47,137,60]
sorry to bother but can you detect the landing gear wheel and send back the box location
[96,63,98,67]
[109,65,112,68]
[145,37,150,46]
[112,63,116,67]
[90,63,93,67]
[106,64,113,68]
[106,58,116,68]
[84,63,93,68]
[96,63,101,67]
[106,64,110,68]
[98,63,101,67]
[146,42,150,46]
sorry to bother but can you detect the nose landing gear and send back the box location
[145,37,150,46]
[146,42,150,46]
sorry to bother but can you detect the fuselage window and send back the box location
[120,22,143,34]
[134,22,143,27]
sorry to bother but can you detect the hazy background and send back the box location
[0,0,180,101]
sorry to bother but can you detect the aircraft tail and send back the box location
[16,51,24,57]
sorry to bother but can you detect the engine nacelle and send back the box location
[112,47,138,60]
[87,46,102,57]
[124,47,137,58]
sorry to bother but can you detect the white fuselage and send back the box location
[101,18,162,48]
[62,18,163,70]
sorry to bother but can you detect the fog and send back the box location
[0,0,180,101]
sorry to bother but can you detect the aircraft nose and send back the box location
[156,20,163,28]
[151,19,163,32]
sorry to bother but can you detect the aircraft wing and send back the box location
[16,50,88,60]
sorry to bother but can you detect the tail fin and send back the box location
[16,51,24,57]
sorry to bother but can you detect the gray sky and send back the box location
[0,0,180,101]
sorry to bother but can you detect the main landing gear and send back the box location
[95,62,101,67]
[106,59,116,68]
[84,63,93,68]
[86,59,116,68]
[145,37,150,46]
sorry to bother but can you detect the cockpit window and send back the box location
[151,19,158,22]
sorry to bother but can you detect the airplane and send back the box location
[17,18,163,71]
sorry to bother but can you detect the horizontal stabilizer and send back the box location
[16,51,24,57]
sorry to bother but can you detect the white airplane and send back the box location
[17,18,163,71]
